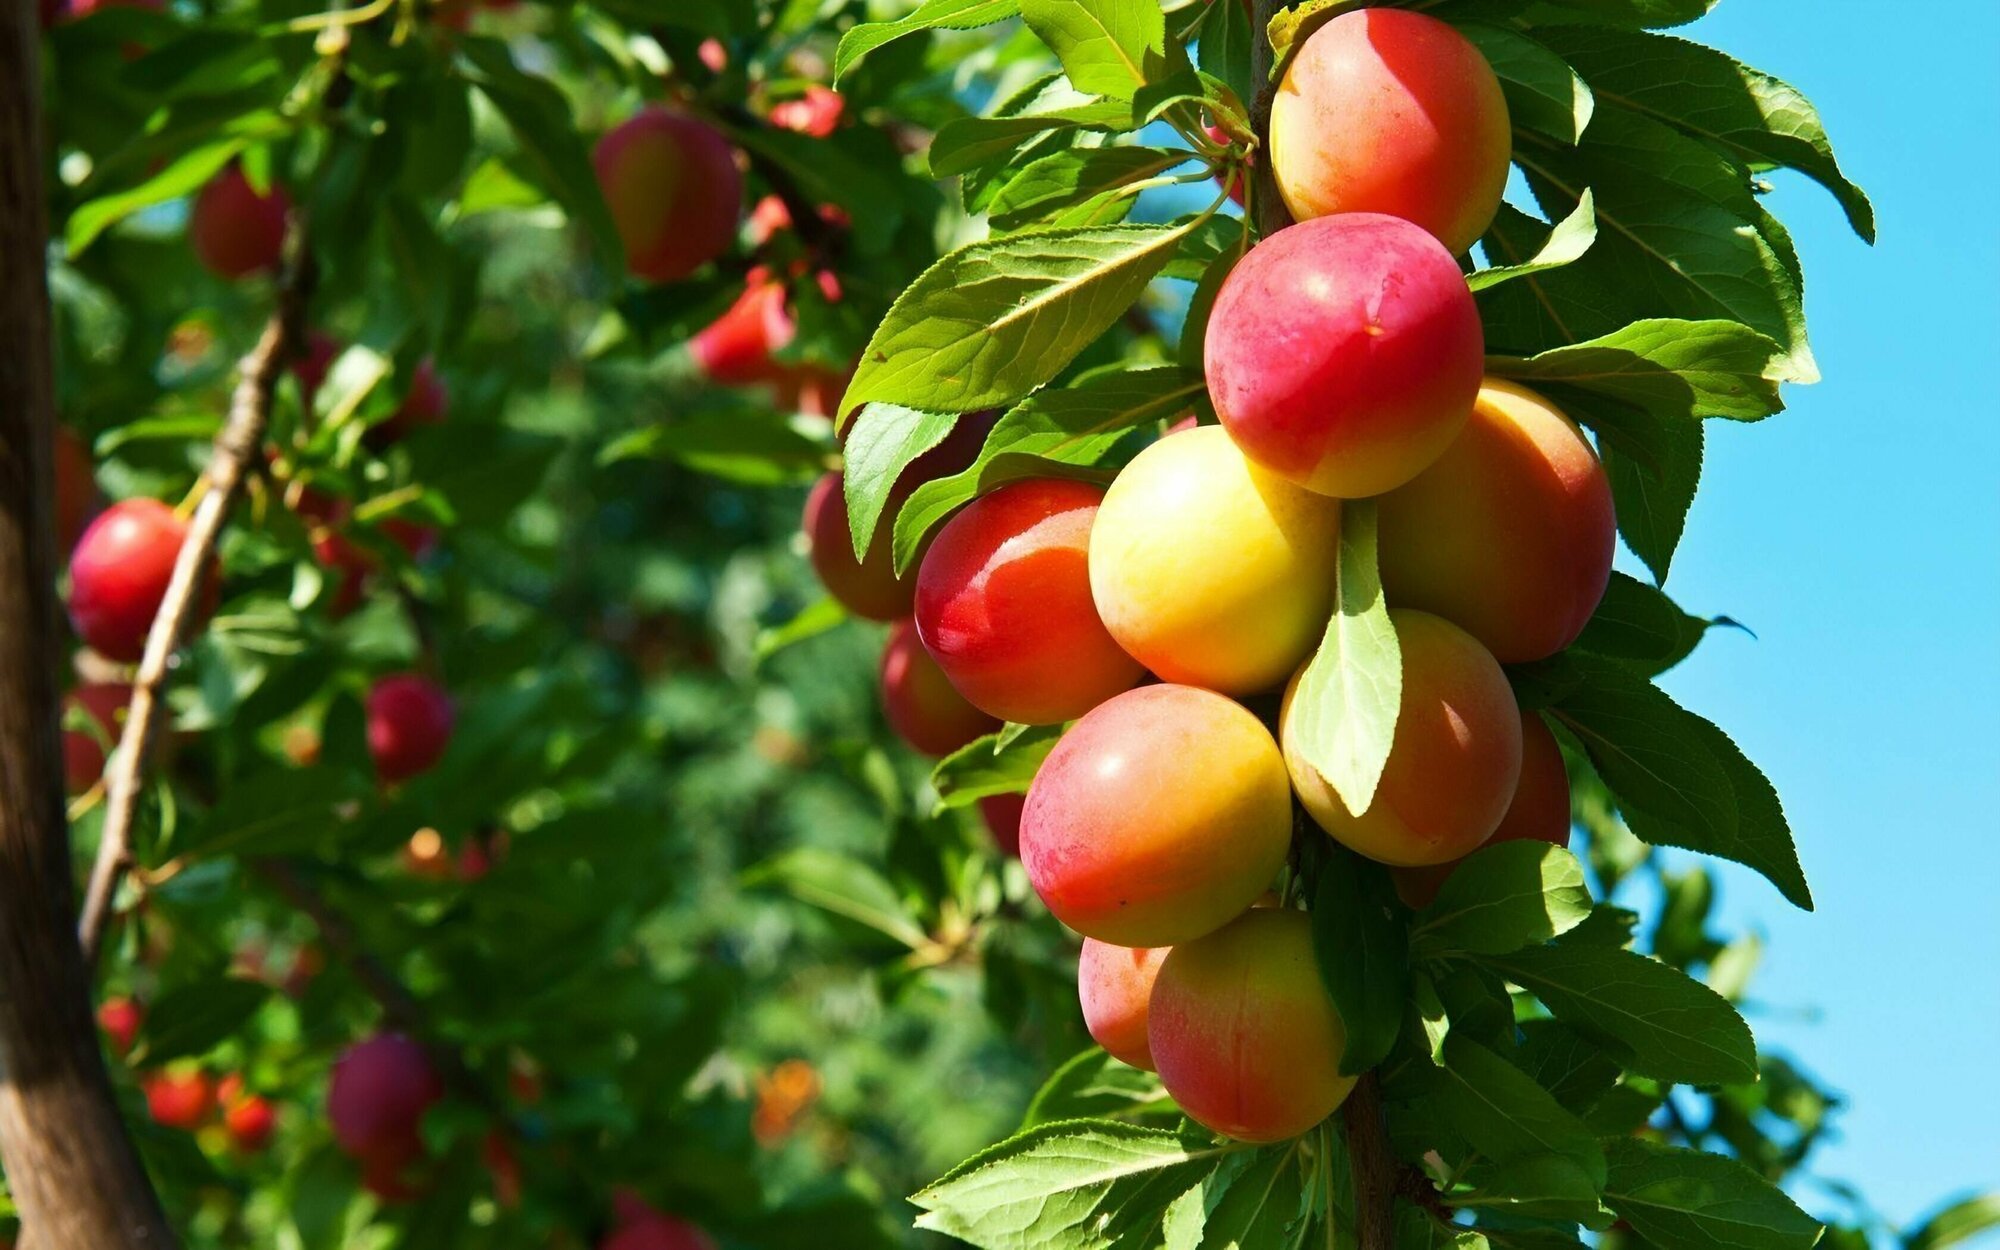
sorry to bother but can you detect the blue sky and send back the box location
[1635,0,2000,1235]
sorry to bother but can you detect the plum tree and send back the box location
[188,165,289,279]
[1378,379,1617,662]
[879,617,998,756]
[1020,684,1290,947]
[1090,425,1341,694]
[365,674,455,785]
[914,478,1143,724]
[1147,909,1355,1143]
[1076,939,1168,1071]
[1393,710,1572,907]
[593,107,744,284]
[1283,610,1522,866]
[327,1033,442,1178]
[1270,8,1510,255]
[61,681,130,792]
[1205,213,1484,498]
[67,497,214,663]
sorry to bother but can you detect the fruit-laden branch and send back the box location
[0,2,182,1244]
[1341,1073,1396,1250]
[1249,0,1295,239]
[253,858,501,1115]
[76,238,317,970]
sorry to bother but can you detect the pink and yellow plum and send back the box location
[1392,709,1571,907]
[879,617,999,756]
[1077,939,1169,1071]
[593,108,743,284]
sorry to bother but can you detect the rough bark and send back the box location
[0,0,181,1244]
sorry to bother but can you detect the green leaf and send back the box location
[1466,191,1597,292]
[834,0,1022,84]
[1418,1034,1606,1187]
[1905,1193,2000,1250]
[754,596,849,663]
[843,221,1198,416]
[1023,1049,1174,1129]
[911,1120,1242,1250]
[1603,1138,1823,1250]
[728,125,908,254]
[988,146,1195,232]
[1478,942,1757,1086]
[1513,1020,1623,1117]
[1509,108,1816,381]
[892,366,1204,573]
[1572,571,1735,675]
[462,40,624,276]
[931,724,1063,811]
[1541,25,1874,241]
[1310,842,1407,1076]
[1456,1152,1613,1227]
[598,411,829,485]
[1546,653,1811,909]
[1517,0,1720,30]
[1461,25,1593,144]
[1288,500,1400,817]
[1489,318,1788,427]
[174,766,364,860]
[457,156,545,216]
[842,404,960,558]
[743,849,929,950]
[1410,842,1593,958]
[1187,1142,1314,1250]
[1193,0,1254,111]
[132,977,272,1065]
[67,138,245,255]
[930,93,1133,180]
[1021,0,1171,102]
[1604,417,1702,584]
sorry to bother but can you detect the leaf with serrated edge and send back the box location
[1310,843,1407,1076]
[1461,24,1594,144]
[1410,842,1593,958]
[1467,192,1597,293]
[911,1120,1246,1250]
[834,0,1021,83]
[841,405,958,559]
[843,222,1199,416]
[931,724,1063,811]
[1603,1138,1823,1250]
[1479,942,1757,1086]
[1289,499,1399,817]
[1422,1034,1606,1186]
[1021,0,1169,102]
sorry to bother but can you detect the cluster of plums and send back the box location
[803,9,1613,1144]
[95,998,278,1152]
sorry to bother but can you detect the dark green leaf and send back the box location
[988,146,1195,232]
[1514,1020,1623,1117]
[1573,572,1734,675]
[1479,942,1757,1086]
[1419,1034,1606,1186]
[743,849,928,950]
[1194,0,1254,111]
[1023,1050,1174,1130]
[132,977,271,1064]
[1548,653,1810,908]
[1461,25,1593,144]
[842,404,960,558]
[174,766,364,860]
[1310,842,1407,1076]
[1603,1137,1823,1250]
[1604,417,1702,584]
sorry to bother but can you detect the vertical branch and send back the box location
[1248,0,1295,239]
[75,244,316,969]
[1342,1074,1396,1250]
[0,0,181,1243]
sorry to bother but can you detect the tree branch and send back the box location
[1248,0,1295,239]
[76,239,317,970]
[1342,1073,1396,1250]
[0,1,180,1242]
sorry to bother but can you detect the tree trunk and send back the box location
[0,1,181,1244]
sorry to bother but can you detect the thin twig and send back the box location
[76,242,317,970]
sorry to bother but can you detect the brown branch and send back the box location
[1342,1073,1396,1250]
[0,2,180,1243]
[1248,0,1295,239]
[252,858,499,1115]
[76,239,317,970]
